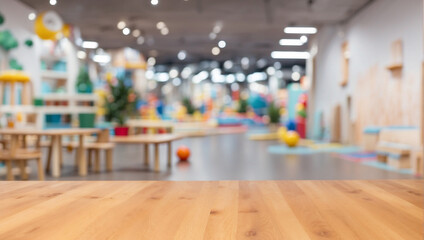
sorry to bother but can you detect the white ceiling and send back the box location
[20,0,372,65]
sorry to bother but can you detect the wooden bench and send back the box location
[375,128,420,169]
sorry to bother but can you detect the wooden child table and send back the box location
[112,133,186,172]
[0,128,101,177]
[0,179,422,239]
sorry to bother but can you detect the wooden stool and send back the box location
[0,70,32,105]
[0,149,44,180]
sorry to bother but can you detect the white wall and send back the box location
[312,0,423,142]
[0,0,40,94]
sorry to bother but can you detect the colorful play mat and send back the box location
[268,142,414,175]
[268,142,361,155]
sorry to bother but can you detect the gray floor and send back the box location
[7,131,419,181]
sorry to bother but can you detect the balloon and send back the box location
[284,131,300,148]
[34,11,64,40]
[62,24,71,38]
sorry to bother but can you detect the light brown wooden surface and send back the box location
[0,128,101,136]
[0,179,422,239]
[111,133,186,144]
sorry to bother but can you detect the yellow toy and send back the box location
[193,111,203,122]
[284,131,300,147]
[34,11,64,40]
[277,127,287,142]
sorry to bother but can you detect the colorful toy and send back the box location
[34,11,64,40]
[284,131,300,147]
[176,146,191,161]
[286,120,296,131]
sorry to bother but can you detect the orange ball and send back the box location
[176,146,191,161]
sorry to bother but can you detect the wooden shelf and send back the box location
[386,63,403,71]
[41,94,98,101]
[41,70,68,80]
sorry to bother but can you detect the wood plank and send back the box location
[0,180,422,239]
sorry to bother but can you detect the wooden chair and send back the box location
[0,135,44,180]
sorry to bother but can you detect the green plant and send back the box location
[76,67,93,93]
[0,30,18,51]
[182,97,195,115]
[237,98,248,113]
[104,79,138,126]
[267,102,281,124]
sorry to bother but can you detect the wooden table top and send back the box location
[112,133,186,144]
[127,119,175,128]
[0,128,101,136]
[0,179,422,239]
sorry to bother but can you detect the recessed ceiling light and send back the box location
[236,73,245,82]
[271,51,310,59]
[291,72,301,81]
[209,32,217,40]
[211,47,220,55]
[132,29,141,37]
[218,40,226,48]
[156,21,166,29]
[300,35,308,43]
[160,28,169,35]
[137,36,145,45]
[224,60,233,69]
[28,13,36,21]
[151,0,159,6]
[279,39,304,46]
[213,25,222,34]
[266,67,275,75]
[82,41,99,49]
[117,21,126,30]
[147,57,156,66]
[77,51,86,59]
[122,27,130,35]
[93,54,111,64]
[172,78,182,86]
[284,27,317,34]
[177,50,187,60]
[273,62,282,69]
[169,69,179,78]
[231,82,239,91]
[241,57,249,66]
[49,0,57,6]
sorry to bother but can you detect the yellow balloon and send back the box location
[34,11,64,40]
[277,127,287,142]
[62,24,71,38]
[284,131,299,148]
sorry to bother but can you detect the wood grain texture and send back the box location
[112,134,186,144]
[0,180,422,239]
[0,128,101,136]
